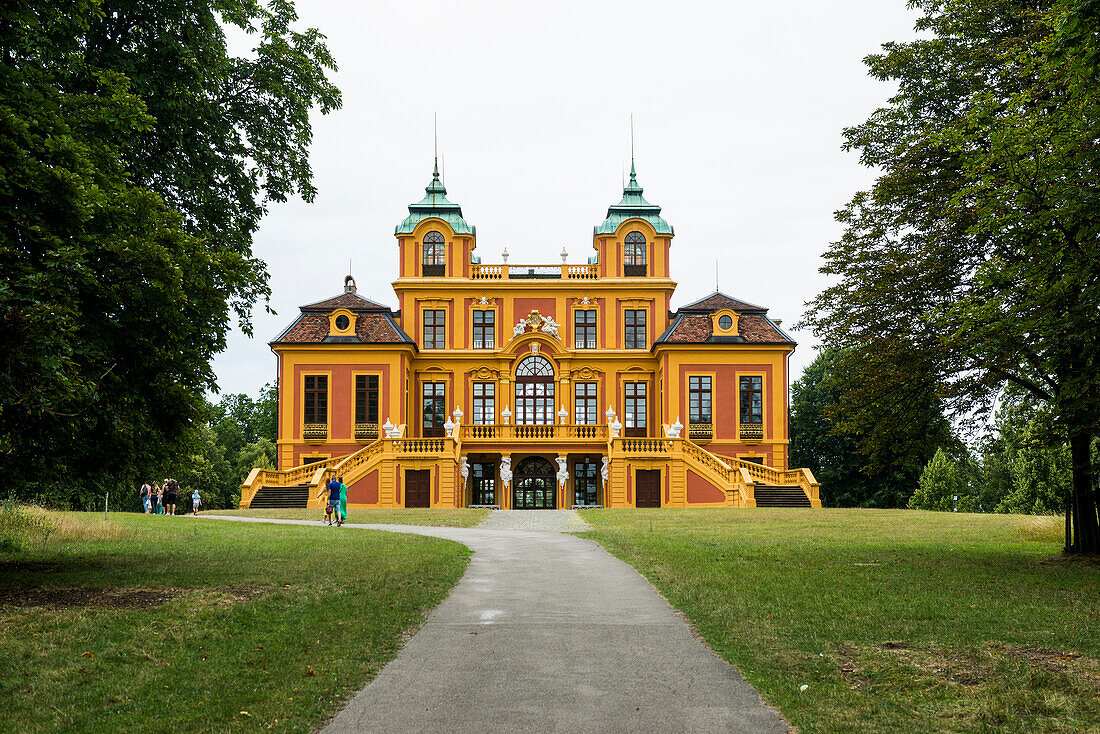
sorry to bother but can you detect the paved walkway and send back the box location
[199,515,789,733]
[477,508,592,532]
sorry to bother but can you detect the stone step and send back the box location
[249,483,310,509]
[753,484,811,508]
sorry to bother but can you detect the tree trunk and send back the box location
[1068,428,1099,554]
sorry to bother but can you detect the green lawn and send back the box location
[215,507,490,527]
[0,511,469,733]
[585,508,1100,734]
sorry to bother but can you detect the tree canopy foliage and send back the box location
[789,349,953,508]
[801,0,1100,552]
[0,1,339,504]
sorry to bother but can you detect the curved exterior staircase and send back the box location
[239,421,820,510]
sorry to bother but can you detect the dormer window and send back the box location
[335,315,350,331]
[719,315,732,330]
[624,231,647,276]
[423,231,446,276]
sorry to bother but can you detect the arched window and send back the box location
[515,356,554,424]
[624,231,647,275]
[422,231,445,275]
[515,356,554,377]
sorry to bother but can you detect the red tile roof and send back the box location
[272,313,411,344]
[657,313,791,344]
[301,292,391,311]
[679,292,766,312]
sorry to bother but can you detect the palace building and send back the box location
[240,162,821,510]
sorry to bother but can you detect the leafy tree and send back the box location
[178,423,232,510]
[0,1,338,504]
[909,448,968,512]
[802,0,1100,553]
[789,349,952,507]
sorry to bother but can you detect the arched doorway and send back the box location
[513,456,556,509]
[514,356,554,425]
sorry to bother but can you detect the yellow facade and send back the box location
[241,163,820,510]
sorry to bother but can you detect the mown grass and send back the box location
[585,508,1100,734]
[0,510,469,733]
[215,507,490,527]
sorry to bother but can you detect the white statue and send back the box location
[668,417,683,438]
[601,457,609,487]
[460,457,470,485]
[499,456,512,490]
[513,319,527,337]
[540,315,560,338]
[556,456,569,488]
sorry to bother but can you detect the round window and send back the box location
[719,314,733,330]
[335,314,350,331]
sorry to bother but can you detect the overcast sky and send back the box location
[211,0,921,398]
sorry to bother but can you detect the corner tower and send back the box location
[593,161,674,279]
[394,160,477,279]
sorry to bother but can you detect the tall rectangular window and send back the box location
[422,382,446,437]
[624,382,647,437]
[574,310,597,349]
[355,375,379,424]
[739,376,763,425]
[304,375,328,424]
[624,310,647,349]
[688,376,712,424]
[472,310,495,349]
[575,382,598,425]
[423,309,445,349]
[472,382,495,425]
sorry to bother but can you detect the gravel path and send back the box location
[198,514,789,734]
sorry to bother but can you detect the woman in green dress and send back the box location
[338,476,348,522]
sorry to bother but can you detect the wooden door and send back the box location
[405,469,431,508]
[635,469,661,508]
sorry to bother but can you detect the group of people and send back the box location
[318,476,348,526]
[140,478,201,516]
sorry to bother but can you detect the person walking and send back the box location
[338,476,348,523]
[321,476,342,526]
[164,478,178,516]
[155,483,164,515]
[192,487,202,515]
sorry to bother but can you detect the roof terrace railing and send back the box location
[470,263,599,281]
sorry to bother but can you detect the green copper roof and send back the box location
[395,160,473,235]
[595,161,673,236]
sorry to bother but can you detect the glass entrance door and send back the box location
[512,457,556,509]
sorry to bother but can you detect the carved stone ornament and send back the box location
[668,417,684,438]
[556,456,569,488]
[573,365,602,380]
[601,457,609,486]
[460,457,470,484]
[526,311,543,331]
[530,343,539,355]
[472,366,499,380]
[513,320,527,337]
[499,456,513,489]
[540,315,560,338]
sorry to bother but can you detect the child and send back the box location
[316,482,335,525]
[192,488,201,515]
